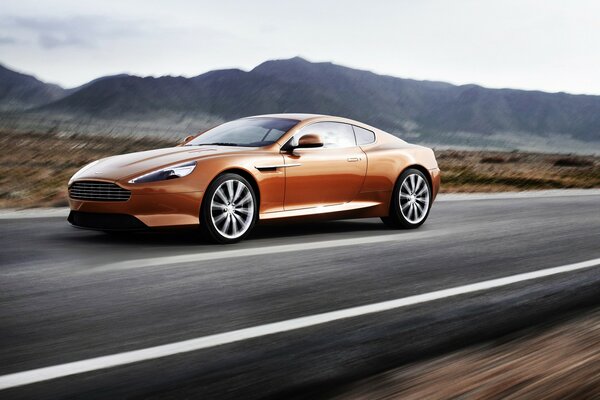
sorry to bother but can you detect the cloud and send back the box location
[1,15,142,49]
[0,36,18,45]
[37,33,87,48]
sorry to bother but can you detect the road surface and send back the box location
[0,192,599,399]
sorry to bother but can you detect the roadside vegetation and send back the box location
[439,150,600,192]
[1,130,599,208]
[0,131,171,208]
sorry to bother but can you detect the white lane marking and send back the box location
[1,189,599,220]
[1,257,599,390]
[0,208,70,220]
[95,228,453,272]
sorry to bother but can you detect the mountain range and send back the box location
[0,64,67,111]
[1,57,599,152]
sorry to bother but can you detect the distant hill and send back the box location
[1,58,599,152]
[0,64,68,111]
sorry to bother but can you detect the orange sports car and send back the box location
[68,114,440,243]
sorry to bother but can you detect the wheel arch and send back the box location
[398,164,432,190]
[214,168,261,208]
[386,164,432,217]
[199,168,261,243]
[382,163,433,227]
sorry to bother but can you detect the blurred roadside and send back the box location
[328,308,600,399]
[1,129,599,209]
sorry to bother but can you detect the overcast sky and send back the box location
[0,0,598,94]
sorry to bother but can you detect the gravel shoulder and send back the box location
[328,308,600,400]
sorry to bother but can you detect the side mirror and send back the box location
[296,134,323,149]
[178,135,196,146]
[292,134,323,156]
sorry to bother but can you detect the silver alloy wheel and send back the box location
[210,179,254,239]
[399,173,430,224]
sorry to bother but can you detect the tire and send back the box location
[200,173,258,244]
[381,168,432,229]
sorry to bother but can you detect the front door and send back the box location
[282,122,367,210]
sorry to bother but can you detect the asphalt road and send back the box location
[0,192,599,399]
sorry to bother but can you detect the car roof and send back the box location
[246,113,325,121]
[246,113,377,128]
[245,113,399,145]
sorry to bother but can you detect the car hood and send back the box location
[72,146,246,182]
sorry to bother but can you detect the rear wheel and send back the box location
[200,173,257,243]
[381,168,431,229]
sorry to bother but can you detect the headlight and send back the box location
[68,160,101,185]
[129,161,197,184]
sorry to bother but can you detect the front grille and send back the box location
[69,181,131,202]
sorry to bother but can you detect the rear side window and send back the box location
[353,126,376,145]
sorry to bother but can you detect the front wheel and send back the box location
[200,173,258,243]
[381,168,431,229]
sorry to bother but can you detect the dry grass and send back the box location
[330,309,600,400]
[0,131,173,208]
[1,130,599,208]
[438,150,600,193]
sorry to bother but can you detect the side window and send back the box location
[353,125,376,145]
[298,122,356,148]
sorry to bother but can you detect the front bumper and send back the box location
[68,190,205,229]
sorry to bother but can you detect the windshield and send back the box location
[186,117,299,147]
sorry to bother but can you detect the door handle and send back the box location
[347,157,360,162]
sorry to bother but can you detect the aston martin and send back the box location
[68,114,440,243]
